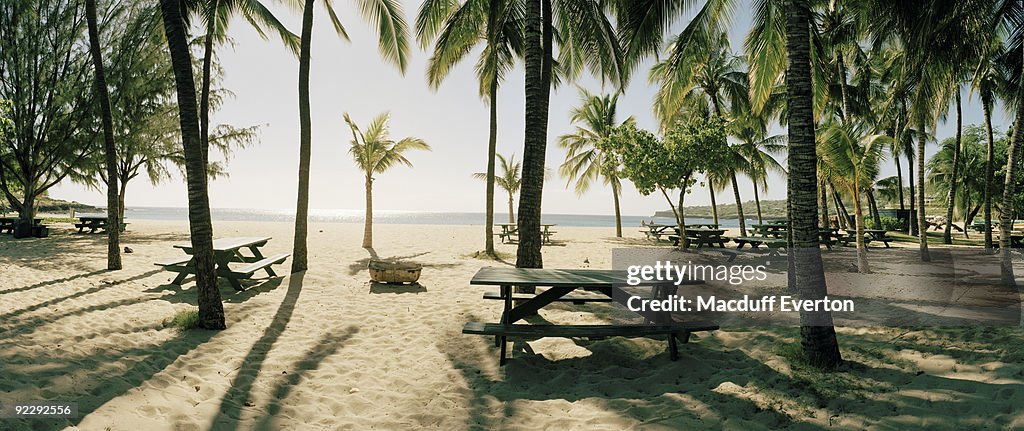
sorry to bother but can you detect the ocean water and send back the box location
[123,207,753,228]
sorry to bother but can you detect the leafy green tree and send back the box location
[474,153,522,223]
[610,116,731,244]
[345,112,430,249]
[159,0,224,329]
[292,0,411,273]
[0,0,97,233]
[416,0,524,257]
[558,88,631,237]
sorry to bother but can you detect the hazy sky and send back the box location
[50,1,1012,216]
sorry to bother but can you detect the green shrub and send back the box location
[879,217,903,231]
[163,308,200,332]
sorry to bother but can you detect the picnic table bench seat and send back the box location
[155,256,193,268]
[463,321,720,361]
[482,291,612,304]
[232,253,290,277]
[733,236,770,248]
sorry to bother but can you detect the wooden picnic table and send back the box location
[1011,234,1023,248]
[495,223,557,245]
[751,224,787,238]
[463,267,717,365]
[670,227,728,248]
[156,236,289,291]
[641,223,676,241]
[75,214,127,233]
[0,217,42,234]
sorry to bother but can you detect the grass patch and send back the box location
[163,308,200,332]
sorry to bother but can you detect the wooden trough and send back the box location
[368,259,423,284]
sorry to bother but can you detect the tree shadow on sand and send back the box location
[441,322,1024,429]
[210,273,307,429]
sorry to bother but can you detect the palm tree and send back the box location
[345,112,430,249]
[821,120,888,273]
[650,31,750,234]
[474,153,522,223]
[159,0,225,329]
[416,0,523,257]
[971,38,1007,249]
[785,0,841,369]
[193,0,299,168]
[292,0,410,273]
[84,0,121,271]
[558,88,631,237]
[928,127,989,233]
[515,0,552,269]
[731,113,786,224]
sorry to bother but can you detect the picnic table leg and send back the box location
[247,245,277,277]
[171,271,189,285]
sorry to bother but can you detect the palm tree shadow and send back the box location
[210,272,305,429]
[249,327,359,431]
[0,269,108,295]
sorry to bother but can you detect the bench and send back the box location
[733,236,768,248]
[76,221,128,233]
[463,321,719,363]
[483,291,612,305]
[230,253,290,279]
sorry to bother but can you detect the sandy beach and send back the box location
[0,220,1022,430]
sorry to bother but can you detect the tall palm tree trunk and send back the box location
[484,0,499,257]
[785,0,840,369]
[895,153,905,210]
[917,117,930,261]
[363,176,373,248]
[709,186,719,225]
[753,181,763,224]
[943,92,962,244]
[159,0,225,329]
[999,52,1023,284]
[983,98,995,249]
[730,172,746,236]
[507,193,514,223]
[907,151,917,235]
[612,181,622,237]
[868,189,881,229]
[484,78,498,255]
[819,178,830,230]
[86,0,121,271]
[851,183,870,273]
[516,0,552,272]
[292,0,314,273]
[200,0,220,168]
[832,188,850,229]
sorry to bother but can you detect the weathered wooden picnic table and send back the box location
[0,217,43,235]
[463,267,717,365]
[641,223,676,241]
[74,214,127,233]
[495,223,557,244]
[670,227,728,248]
[751,224,787,238]
[863,229,893,248]
[156,236,289,291]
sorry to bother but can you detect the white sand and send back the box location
[1,220,1023,430]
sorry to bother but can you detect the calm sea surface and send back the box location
[122,207,752,228]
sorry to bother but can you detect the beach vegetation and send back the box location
[416,0,525,258]
[163,308,201,332]
[473,153,522,224]
[345,112,430,249]
[0,0,99,234]
[291,0,411,274]
[558,88,631,237]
